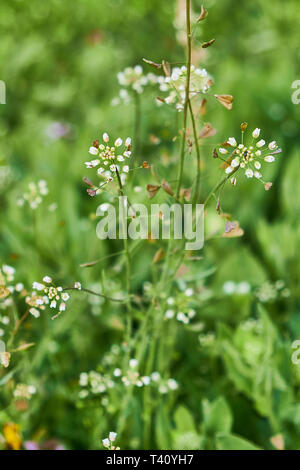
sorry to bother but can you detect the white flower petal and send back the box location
[227,137,237,147]
[252,128,261,138]
[256,139,265,148]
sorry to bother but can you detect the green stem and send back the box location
[176,0,192,199]
[188,99,201,203]
[203,168,238,207]
[63,287,127,303]
[115,168,132,377]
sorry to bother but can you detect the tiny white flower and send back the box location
[227,137,237,147]
[151,372,161,382]
[188,309,196,319]
[28,385,36,395]
[264,155,275,162]
[168,378,178,390]
[165,309,175,319]
[59,302,66,312]
[237,281,251,294]
[252,128,261,138]
[122,165,129,173]
[256,139,265,148]
[32,282,44,291]
[110,164,116,172]
[61,293,70,301]
[2,265,15,276]
[185,288,194,297]
[177,312,189,324]
[113,368,121,377]
[129,358,138,368]
[255,150,262,156]
[97,167,104,175]
[74,282,81,290]
[230,177,237,186]
[15,283,24,292]
[245,169,254,178]
[231,157,240,168]
[89,146,98,155]
[102,438,110,448]
[114,138,122,148]
[225,166,234,174]
[79,372,88,386]
[254,171,262,179]
[141,376,151,385]
[125,137,131,147]
[103,133,109,143]
[159,385,168,394]
[254,161,261,169]
[50,300,57,308]
[223,281,236,294]
[134,65,142,74]
[29,308,40,318]
[43,276,52,283]
[109,432,117,442]
[219,148,228,155]
[268,141,277,150]
[117,155,124,162]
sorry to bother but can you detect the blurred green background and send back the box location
[0,0,300,450]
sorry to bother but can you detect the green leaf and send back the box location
[216,433,261,450]
[202,397,233,434]
[173,406,196,433]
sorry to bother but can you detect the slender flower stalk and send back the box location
[188,99,201,202]
[176,0,192,199]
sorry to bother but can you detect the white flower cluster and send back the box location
[219,127,281,188]
[112,65,158,105]
[150,371,179,394]
[13,383,36,399]
[79,371,115,397]
[255,280,290,303]
[0,265,22,309]
[29,276,70,318]
[79,359,179,397]
[17,180,49,209]
[222,281,251,295]
[157,65,212,111]
[240,318,263,333]
[165,308,196,324]
[164,291,196,325]
[85,133,131,194]
[102,432,119,450]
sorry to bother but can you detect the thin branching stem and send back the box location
[63,287,127,303]
[175,0,192,199]
[188,99,202,203]
[203,167,239,206]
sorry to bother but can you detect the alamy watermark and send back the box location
[96,197,204,250]
[0,80,6,104]
[291,340,300,365]
[291,80,300,104]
